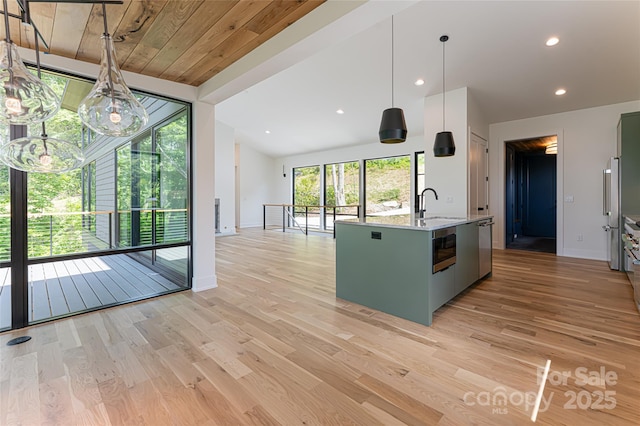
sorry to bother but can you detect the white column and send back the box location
[191,101,217,292]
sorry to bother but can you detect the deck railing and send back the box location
[262,204,360,237]
[0,208,188,262]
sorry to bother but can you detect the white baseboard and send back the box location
[215,230,237,237]
[192,274,218,292]
[560,248,606,261]
[240,223,264,228]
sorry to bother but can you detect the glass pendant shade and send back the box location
[0,135,84,173]
[0,40,60,125]
[78,35,148,137]
[433,131,456,157]
[379,107,407,143]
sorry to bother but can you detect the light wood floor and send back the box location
[1,228,639,425]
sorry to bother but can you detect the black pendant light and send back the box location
[433,35,455,157]
[379,16,406,144]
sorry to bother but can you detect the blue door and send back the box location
[523,155,556,238]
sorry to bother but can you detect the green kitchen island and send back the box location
[335,215,493,326]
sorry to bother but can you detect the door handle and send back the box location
[603,169,607,216]
[603,225,611,231]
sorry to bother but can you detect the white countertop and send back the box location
[336,215,493,231]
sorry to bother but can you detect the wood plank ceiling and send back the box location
[1,0,325,87]
[506,135,557,153]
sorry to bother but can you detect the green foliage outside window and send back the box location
[293,166,321,206]
[0,165,9,261]
[325,162,359,209]
[365,156,411,215]
[0,70,189,260]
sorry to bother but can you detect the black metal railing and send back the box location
[0,208,188,262]
[262,204,360,237]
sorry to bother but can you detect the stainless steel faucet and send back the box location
[419,187,438,219]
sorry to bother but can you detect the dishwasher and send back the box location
[478,219,494,278]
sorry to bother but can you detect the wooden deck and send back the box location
[0,254,186,329]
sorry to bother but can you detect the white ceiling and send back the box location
[214,1,640,158]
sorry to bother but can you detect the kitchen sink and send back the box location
[416,216,468,229]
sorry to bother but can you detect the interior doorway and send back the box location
[505,135,557,253]
[469,132,489,216]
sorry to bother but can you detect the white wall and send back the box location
[468,89,489,141]
[238,144,276,228]
[214,121,236,235]
[489,100,640,260]
[423,87,469,216]
[192,102,217,291]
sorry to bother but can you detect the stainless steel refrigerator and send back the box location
[603,157,621,270]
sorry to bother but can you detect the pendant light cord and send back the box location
[3,0,13,83]
[442,36,445,131]
[2,0,10,43]
[102,2,116,104]
[32,15,47,144]
[391,16,394,107]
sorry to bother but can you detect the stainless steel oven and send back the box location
[432,226,456,273]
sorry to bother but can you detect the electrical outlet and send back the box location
[565,195,574,203]
[577,234,583,241]
[446,196,454,203]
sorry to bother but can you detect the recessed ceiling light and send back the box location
[265,130,271,134]
[336,109,344,114]
[555,88,566,96]
[415,79,425,86]
[546,37,560,47]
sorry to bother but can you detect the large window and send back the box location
[364,155,411,221]
[1,66,191,331]
[292,165,321,229]
[0,164,9,262]
[0,164,9,331]
[324,161,359,229]
[155,113,189,246]
[27,71,86,258]
[415,151,425,214]
[293,165,321,205]
[116,111,188,249]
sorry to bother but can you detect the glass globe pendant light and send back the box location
[78,3,148,137]
[0,0,60,125]
[0,13,83,173]
[0,126,84,173]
